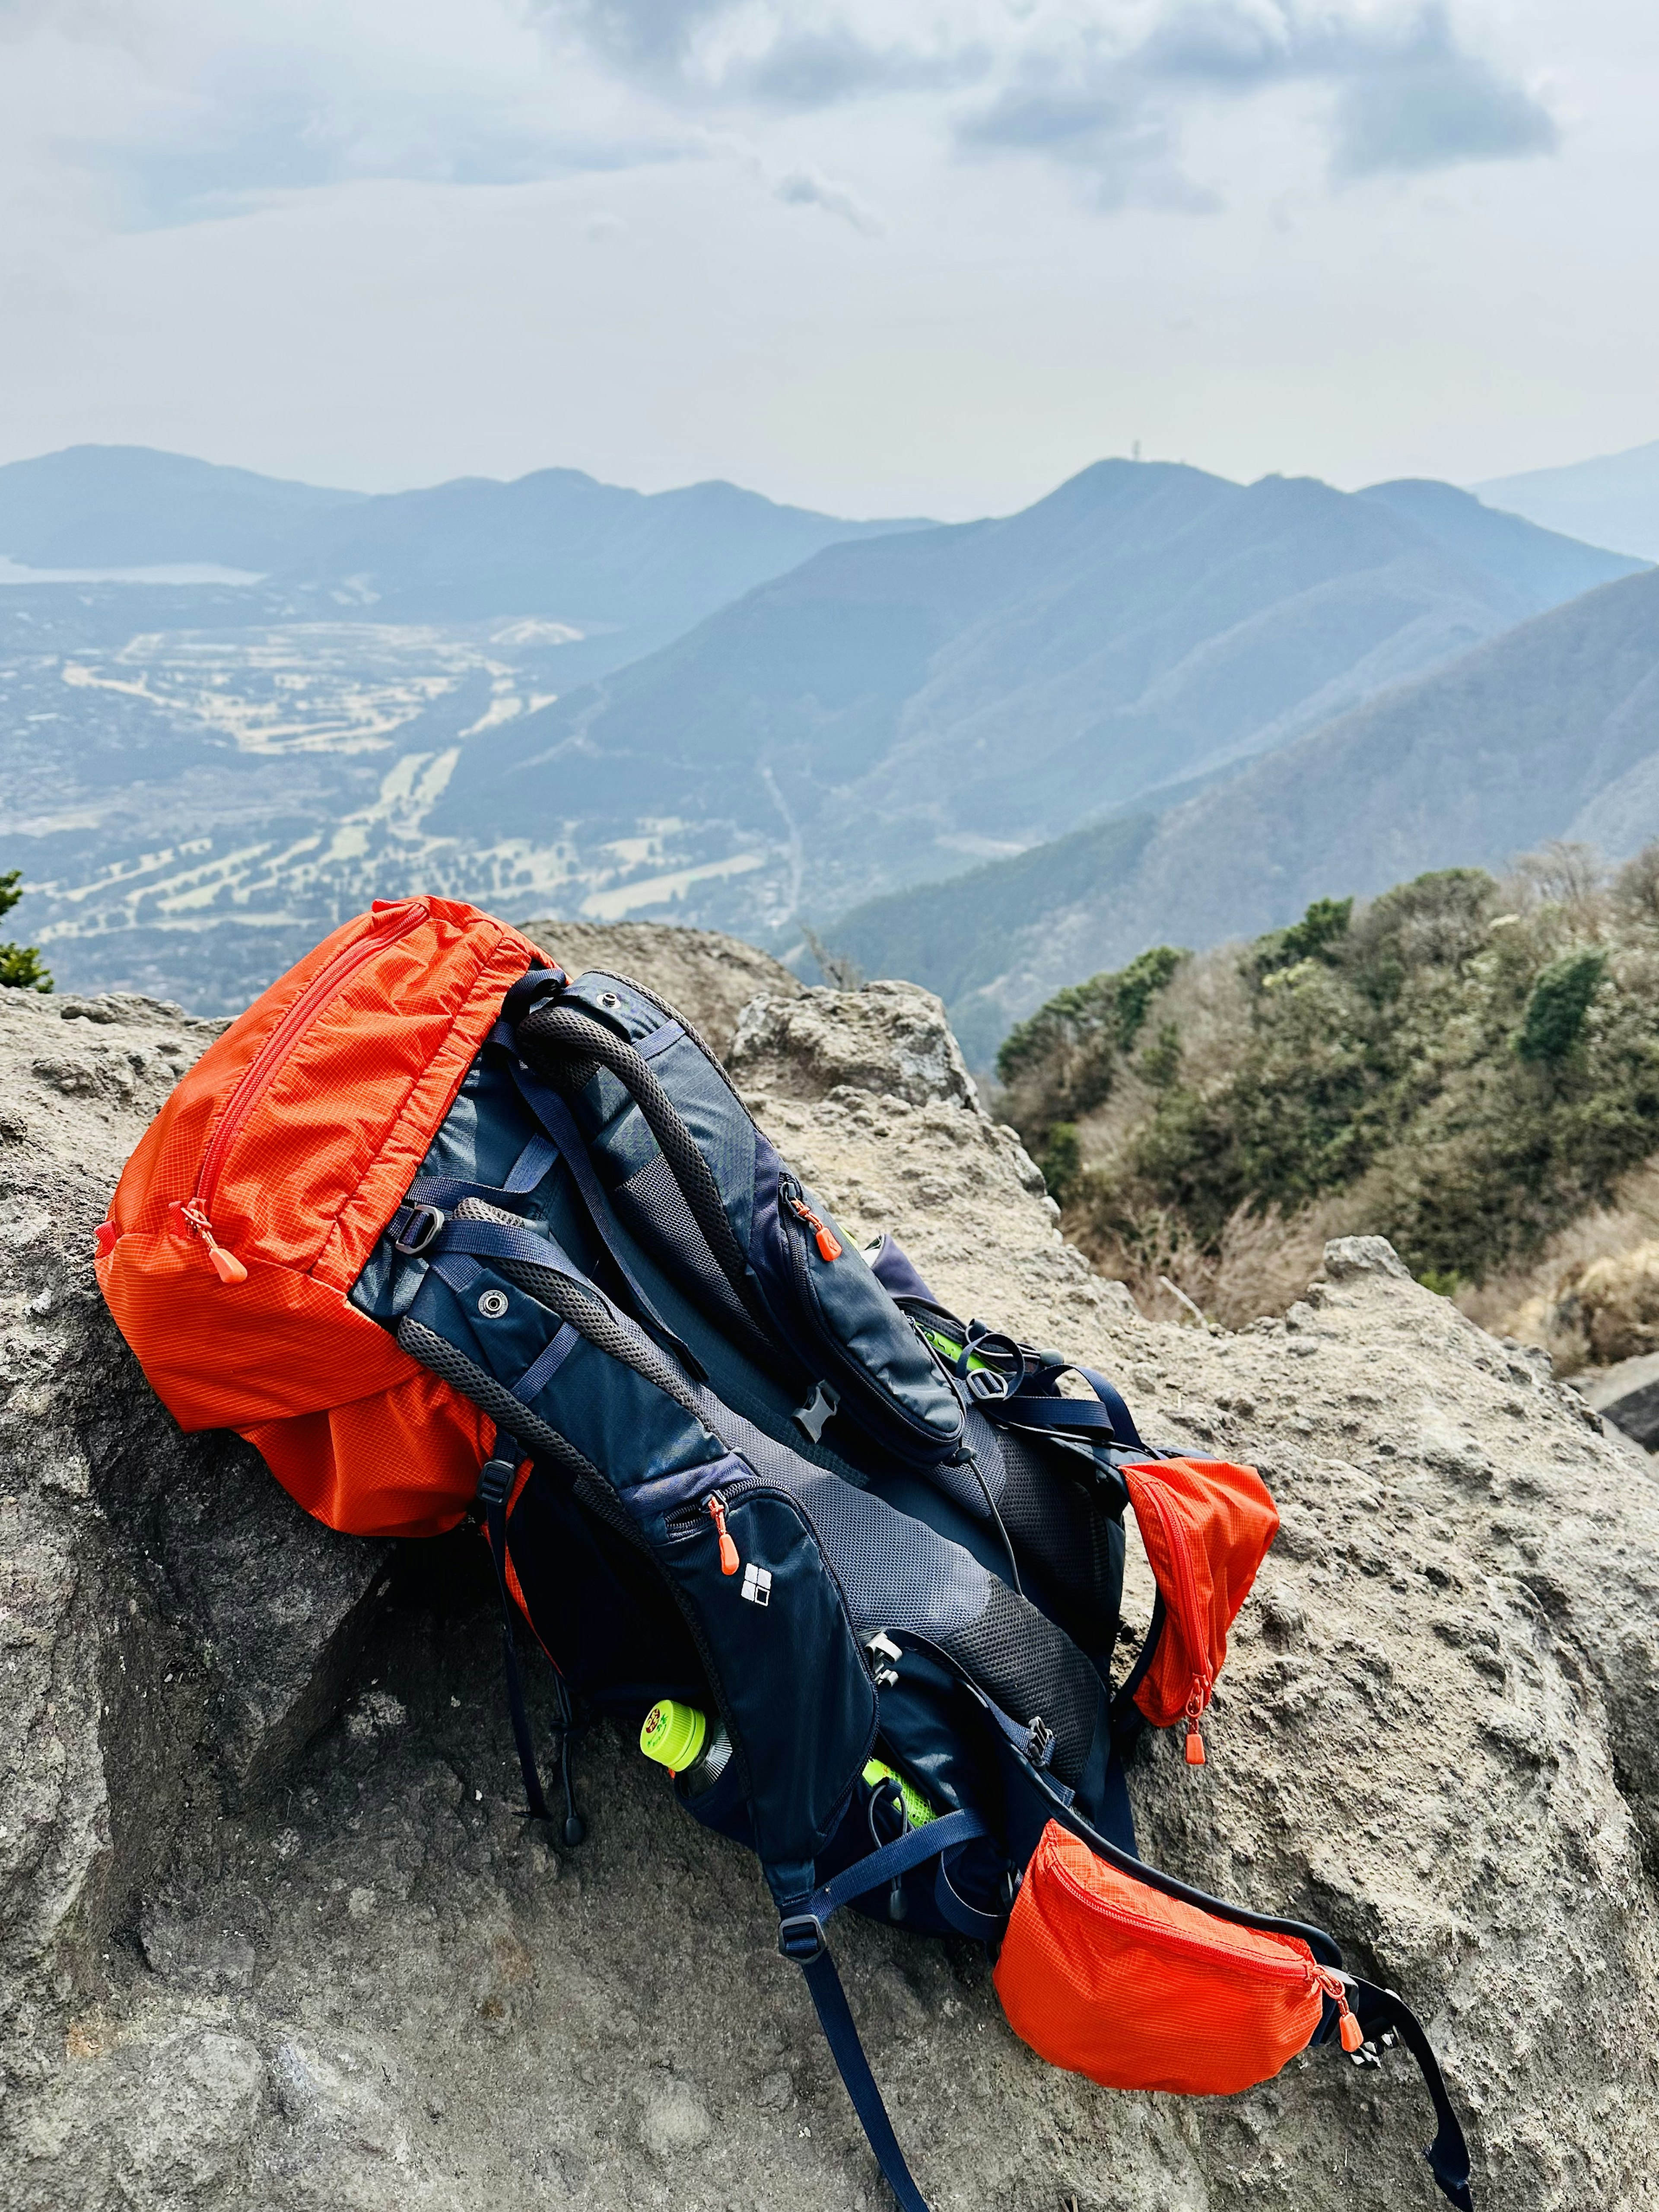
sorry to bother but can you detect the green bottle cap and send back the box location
[640,1699,706,1774]
[862,1757,936,1827]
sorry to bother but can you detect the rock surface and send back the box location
[7,946,1659,2212]
[1582,1350,1659,1449]
[517,916,800,1058]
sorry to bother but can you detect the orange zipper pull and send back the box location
[173,1197,249,1285]
[788,1193,842,1262]
[1316,1971,1365,2052]
[1184,1677,1209,1765]
[94,1221,118,1260]
[707,1493,740,1576]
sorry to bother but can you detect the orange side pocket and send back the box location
[994,1822,1354,2096]
[1122,1456,1278,1762]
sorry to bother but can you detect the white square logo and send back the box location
[741,1562,772,1607]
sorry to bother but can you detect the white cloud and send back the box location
[0,0,1645,518]
[772,160,883,234]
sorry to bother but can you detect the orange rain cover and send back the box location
[95,898,551,1537]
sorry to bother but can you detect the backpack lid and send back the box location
[96,898,548,1534]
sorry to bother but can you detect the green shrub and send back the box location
[1517,949,1605,1064]
[0,870,50,993]
[995,944,1185,1138]
[1002,862,1659,1289]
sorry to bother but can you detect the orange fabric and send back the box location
[1121,1457,1278,1732]
[95,898,552,1538]
[241,1371,497,1538]
[994,1821,1328,2096]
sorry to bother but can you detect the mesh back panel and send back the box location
[992,1426,1123,1640]
[615,1152,775,1360]
[453,1198,704,1418]
[777,1460,1103,1789]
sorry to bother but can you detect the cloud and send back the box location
[772,159,882,233]
[1331,13,1559,176]
[951,1,1558,206]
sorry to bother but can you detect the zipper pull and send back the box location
[172,1197,249,1285]
[1184,1676,1210,1765]
[707,1492,740,1576]
[1316,1971,1366,2053]
[787,1191,842,1262]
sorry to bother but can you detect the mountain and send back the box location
[430,460,1645,934]
[833,563,1659,1062]
[1475,438,1659,564]
[0,446,365,571]
[263,468,931,668]
[0,445,928,683]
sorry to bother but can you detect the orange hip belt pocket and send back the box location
[995,1820,1355,2096]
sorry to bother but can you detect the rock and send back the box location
[729,978,979,1109]
[0,985,391,2087]
[9,926,1659,2211]
[1581,1348,1659,1447]
[516,916,800,1058]
[1320,1234,1414,1283]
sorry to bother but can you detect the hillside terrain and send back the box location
[2,445,1647,1017]
[1478,435,1659,562]
[435,462,1642,940]
[990,844,1659,1338]
[839,562,1659,1062]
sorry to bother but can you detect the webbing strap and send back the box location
[797,1950,931,2212]
[778,1812,990,2212]
[971,1357,1147,1453]
[493,1033,703,1377]
[1351,1980,1476,2210]
[477,1456,550,1824]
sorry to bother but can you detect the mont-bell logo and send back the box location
[741,1561,772,1607]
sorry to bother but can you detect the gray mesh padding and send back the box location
[396,1315,602,1488]
[452,1198,704,1419]
[982,1424,1122,1637]
[768,1458,1102,1789]
[614,1151,776,1361]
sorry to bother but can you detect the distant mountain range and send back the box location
[435,460,1643,924]
[0,446,926,683]
[834,562,1659,1062]
[2,439,1653,1030]
[1476,437,1659,564]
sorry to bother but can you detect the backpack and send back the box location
[95,897,1475,2212]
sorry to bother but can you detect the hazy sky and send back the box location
[0,0,1653,518]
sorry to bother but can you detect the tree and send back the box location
[0,870,51,992]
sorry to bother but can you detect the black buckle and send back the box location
[394,1202,446,1255]
[966,1367,1010,1401]
[777,1913,826,1963]
[476,1456,516,1509]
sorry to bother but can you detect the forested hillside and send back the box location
[996,845,1659,1332]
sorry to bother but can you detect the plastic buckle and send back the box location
[794,1380,841,1444]
[1024,1716,1055,1769]
[393,1202,446,1256]
[966,1367,1010,1402]
[777,1913,826,1963]
[476,1456,516,1509]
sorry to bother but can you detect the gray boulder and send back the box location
[1581,1349,1659,1449]
[6,957,1659,2212]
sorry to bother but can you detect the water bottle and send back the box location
[639,1698,733,1799]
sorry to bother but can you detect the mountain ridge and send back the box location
[833,561,1659,1061]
